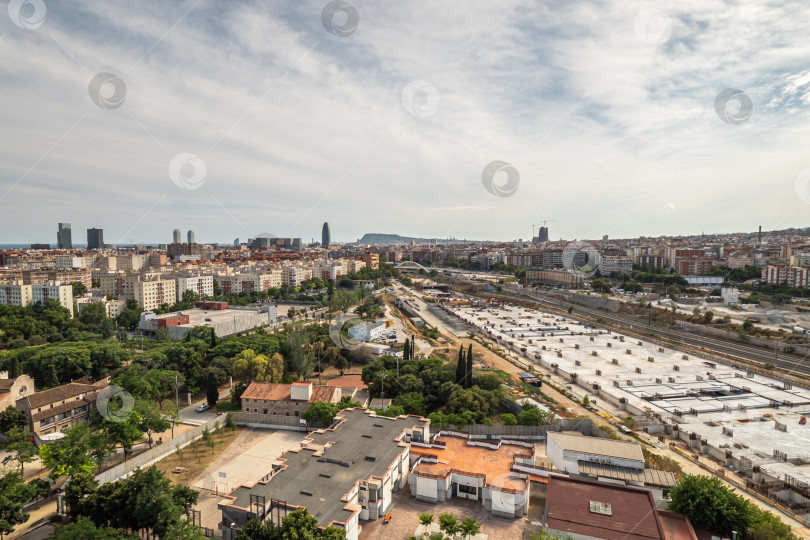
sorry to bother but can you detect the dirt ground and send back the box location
[154,426,244,487]
[360,487,529,540]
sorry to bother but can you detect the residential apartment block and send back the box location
[0,281,73,313]
[762,265,810,288]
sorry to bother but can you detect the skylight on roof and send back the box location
[589,501,612,516]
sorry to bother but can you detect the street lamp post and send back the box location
[378,372,387,409]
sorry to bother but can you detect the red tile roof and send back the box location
[241,382,337,403]
[545,476,666,540]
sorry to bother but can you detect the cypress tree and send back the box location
[403,338,410,360]
[412,338,416,358]
[10,357,22,378]
[466,346,474,388]
[456,346,465,385]
[45,364,59,388]
[210,327,217,347]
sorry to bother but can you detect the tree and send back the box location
[45,363,59,388]
[702,310,714,324]
[79,302,107,326]
[97,410,143,462]
[0,406,27,435]
[72,282,88,297]
[135,401,171,447]
[2,427,36,474]
[207,382,219,408]
[335,355,348,376]
[39,423,94,478]
[393,392,426,416]
[591,278,612,293]
[501,413,518,425]
[463,348,474,388]
[455,346,465,385]
[460,517,480,539]
[302,401,337,426]
[519,407,556,426]
[403,338,410,360]
[669,474,753,537]
[50,516,138,539]
[0,470,36,538]
[748,506,799,540]
[419,513,434,526]
[438,513,459,537]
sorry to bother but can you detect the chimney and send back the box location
[291,382,313,401]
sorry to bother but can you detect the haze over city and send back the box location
[3,1,810,244]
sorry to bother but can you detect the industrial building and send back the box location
[450,302,810,521]
[138,304,276,340]
[217,408,429,540]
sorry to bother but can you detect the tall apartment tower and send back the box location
[187,230,195,245]
[538,226,549,242]
[322,222,331,247]
[173,229,181,243]
[86,228,104,249]
[57,223,72,249]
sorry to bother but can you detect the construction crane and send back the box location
[532,220,557,239]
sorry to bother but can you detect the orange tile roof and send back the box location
[411,436,533,487]
[241,382,337,403]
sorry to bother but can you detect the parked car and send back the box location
[196,404,211,413]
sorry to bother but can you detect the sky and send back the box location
[1,0,810,245]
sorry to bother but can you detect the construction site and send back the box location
[446,302,810,521]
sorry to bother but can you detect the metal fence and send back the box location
[95,416,224,485]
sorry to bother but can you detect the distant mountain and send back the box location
[356,233,464,245]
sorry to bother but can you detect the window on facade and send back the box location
[263,409,268,414]
[295,411,299,416]
[40,417,54,426]
[458,484,476,495]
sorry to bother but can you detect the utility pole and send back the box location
[775,337,779,366]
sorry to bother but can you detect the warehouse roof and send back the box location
[219,408,427,528]
[548,432,644,463]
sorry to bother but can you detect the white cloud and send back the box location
[0,0,809,244]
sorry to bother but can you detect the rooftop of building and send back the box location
[219,408,427,527]
[410,434,533,487]
[20,381,104,410]
[545,476,666,540]
[547,432,644,463]
[241,382,337,403]
[658,510,699,540]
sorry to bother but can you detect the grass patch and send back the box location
[215,400,240,412]
[643,447,683,477]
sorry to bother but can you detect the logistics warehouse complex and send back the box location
[449,302,810,520]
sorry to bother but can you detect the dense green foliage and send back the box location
[669,474,797,539]
[233,509,346,539]
[64,467,200,538]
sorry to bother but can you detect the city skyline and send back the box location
[1,1,810,244]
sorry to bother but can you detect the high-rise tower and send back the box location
[322,222,331,247]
